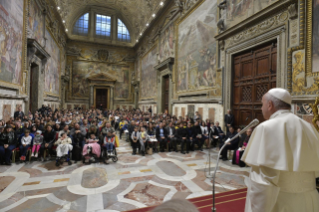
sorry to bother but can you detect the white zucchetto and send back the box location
[268,88,292,105]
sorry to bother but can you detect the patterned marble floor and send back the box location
[0,134,250,212]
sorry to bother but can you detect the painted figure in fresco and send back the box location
[292,52,305,91]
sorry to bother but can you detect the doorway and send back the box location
[95,89,108,110]
[232,42,277,128]
[162,75,169,113]
[29,64,39,113]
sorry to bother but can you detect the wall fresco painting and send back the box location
[72,61,131,99]
[140,46,157,99]
[177,0,221,95]
[226,0,278,28]
[0,0,24,85]
[44,29,60,95]
[28,0,44,45]
[159,24,175,61]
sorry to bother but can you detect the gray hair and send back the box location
[265,93,291,110]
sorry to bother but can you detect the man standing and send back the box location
[224,109,234,132]
[14,106,24,120]
[242,88,319,212]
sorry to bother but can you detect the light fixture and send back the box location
[57,6,60,10]
[140,33,142,36]
[65,29,68,32]
[136,40,138,42]
[146,23,149,26]
[160,2,164,6]
[63,20,65,23]
[152,14,156,17]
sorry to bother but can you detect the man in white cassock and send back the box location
[242,88,319,212]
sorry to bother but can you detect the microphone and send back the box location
[238,119,259,135]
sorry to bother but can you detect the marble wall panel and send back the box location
[0,99,25,120]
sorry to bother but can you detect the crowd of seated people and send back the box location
[0,105,252,167]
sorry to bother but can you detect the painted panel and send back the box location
[28,0,44,45]
[0,0,24,85]
[177,0,221,95]
[226,0,278,28]
[44,29,60,95]
[140,45,157,99]
[313,0,319,72]
[72,61,131,99]
[159,24,175,62]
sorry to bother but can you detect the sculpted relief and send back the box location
[176,0,221,95]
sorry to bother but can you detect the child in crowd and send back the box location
[20,130,33,161]
[131,126,140,155]
[55,132,73,159]
[31,130,43,158]
[103,131,115,156]
[83,133,101,158]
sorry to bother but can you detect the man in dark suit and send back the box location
[14,106,24,120]
[215,121,225,148]
[224,109,234,132]
[156,123,168,152]
[220,126,239,161]
[166,122,177,152]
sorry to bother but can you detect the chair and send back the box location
[12,147,32,163]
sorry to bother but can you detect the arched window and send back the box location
[73,13,89,36]
[96,14,111,38]
[117,19,130,42]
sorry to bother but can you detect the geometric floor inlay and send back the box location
[0,133,250,212]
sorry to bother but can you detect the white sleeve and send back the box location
[21,137,25,145]
[247,166,281,212]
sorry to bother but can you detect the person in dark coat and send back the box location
[72,128,84,162]
[40,125,56,161]
[0,126,17,165]
[166,122,177,152]
[224,109,234,132]
[176,122,189,154]
[193,122,203,151]
[220,126,239,161]
[156,123,168,152]
[14,106,24,120]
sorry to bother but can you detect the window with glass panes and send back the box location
[73,13,89,36]
[96,14,111,38]
[117,19,130,42]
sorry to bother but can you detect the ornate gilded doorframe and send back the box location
[310,97,319,132]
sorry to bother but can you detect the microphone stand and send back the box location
[206,130,213,178]
[211,134,241,212]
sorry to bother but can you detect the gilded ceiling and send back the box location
[54,0,166,39]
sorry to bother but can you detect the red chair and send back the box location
[12,147,32,163]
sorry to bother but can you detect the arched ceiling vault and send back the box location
[54,0,167,44]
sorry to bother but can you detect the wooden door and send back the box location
[96,89,108,109]
[162,75,169,113]
[232,42,277,128]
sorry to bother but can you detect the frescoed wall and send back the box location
[72,61,131,99]
[44,29,60,95]
[226,0,278,28]
[28,0,44,46]
[0,0,24,85]
[159,24,175,61]
[140,45,158,99]
[177,0,221,95]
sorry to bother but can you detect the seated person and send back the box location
[232,128,252,167]
[20,129,33,161]
[220,126,239,161]
[82,133,101,158]
[177,122,189,154]
[0,125,17,165]
[102,131,115,156]
[72,128,84,163]
[147,123,158,152]
[193,122,203,151]
[32,130,43,158]
[131,126,140,155]
[54,132,73,160]
[156,123,168,152]
[139,127,149,156]
[40,125,55,161]
[166,122,177,152]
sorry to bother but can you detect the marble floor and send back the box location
[0,134,250,212]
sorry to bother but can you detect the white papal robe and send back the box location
[242,110,319,212]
